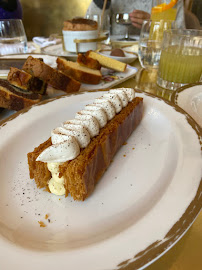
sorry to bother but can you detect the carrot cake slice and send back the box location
[27,88,143,201]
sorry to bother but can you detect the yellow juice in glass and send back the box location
[151,0,177,21]
[150,1,177,41]
[158,46,202,84]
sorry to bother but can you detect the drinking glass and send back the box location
[0,19,28,55]
[138,19,174,69]
[151,0,178,21]
[115,13,136,41]
[157,29,202,90]
[85,14,110,36]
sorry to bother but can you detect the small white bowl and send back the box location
[99,50,137,64]
[62,30,98,53]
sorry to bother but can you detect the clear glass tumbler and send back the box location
[138,19,175,69]
[157,29,202,90]
[0,19,28,55]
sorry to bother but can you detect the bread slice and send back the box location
[0,79,41,111]
[27,97,143,200]
[7,67,47,95]
[22,56,81,93]
[57,57,102,85]
[86,51,127,72]
[77,53,101,70]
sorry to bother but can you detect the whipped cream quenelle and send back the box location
[36,88,135,195]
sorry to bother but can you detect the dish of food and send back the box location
[171,83,202,127]
[27,88,143,200]
[0,90,201,270]
[99,49,138,64]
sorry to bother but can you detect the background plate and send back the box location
[0,91,201,270]
[171,83,202,127]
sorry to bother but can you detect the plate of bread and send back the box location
[0,51,138,115]
[0,89,201,270]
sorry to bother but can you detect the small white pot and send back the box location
[62,30,98,53]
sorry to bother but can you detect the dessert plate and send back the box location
[171,83,202,127]
[99,50,138,64]
[0,91,201,270]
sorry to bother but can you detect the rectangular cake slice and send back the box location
[7,67,47,95]
[22,56,81,93]
[0,79,41,111]
[86,51,127,72]
[57,58,102,84]
[27,94,143,201]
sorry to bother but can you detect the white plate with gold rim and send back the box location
[171,83,202,127]
[0,91,201,270]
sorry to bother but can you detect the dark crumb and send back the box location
[130,184,133,186]
[48,219,51,223]
[115,177,117,179]
[21,217,23,219]
[38,214,40,216]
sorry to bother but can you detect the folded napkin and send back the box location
[33,36,61,48]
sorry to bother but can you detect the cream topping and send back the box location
[84,105,108,128]
[62,123,90,148]
[93,98,116,120]
[118,88,135,102]
[36,137,80,163]
[47,163,66,196]
[75,112,100,137]
[109,89,129,107]
[102,93,123,113]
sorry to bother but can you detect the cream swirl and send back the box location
[93,98,116,120]
[109,89,129,107]
[36,136,80,163]
[117,88,135,102]
[102,93,123,113]
[84,105,108,128]
[63,123,90,148]
[75,113,100,138]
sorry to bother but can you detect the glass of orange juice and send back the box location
[157,29,202,90]
[151,0,178,21]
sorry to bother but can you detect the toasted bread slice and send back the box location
[22,56,81,93]
[0,79,41,111]
[57,57,102,85]
[77,53,101,70]
[86,51,127,72]
[7,67,47,95]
